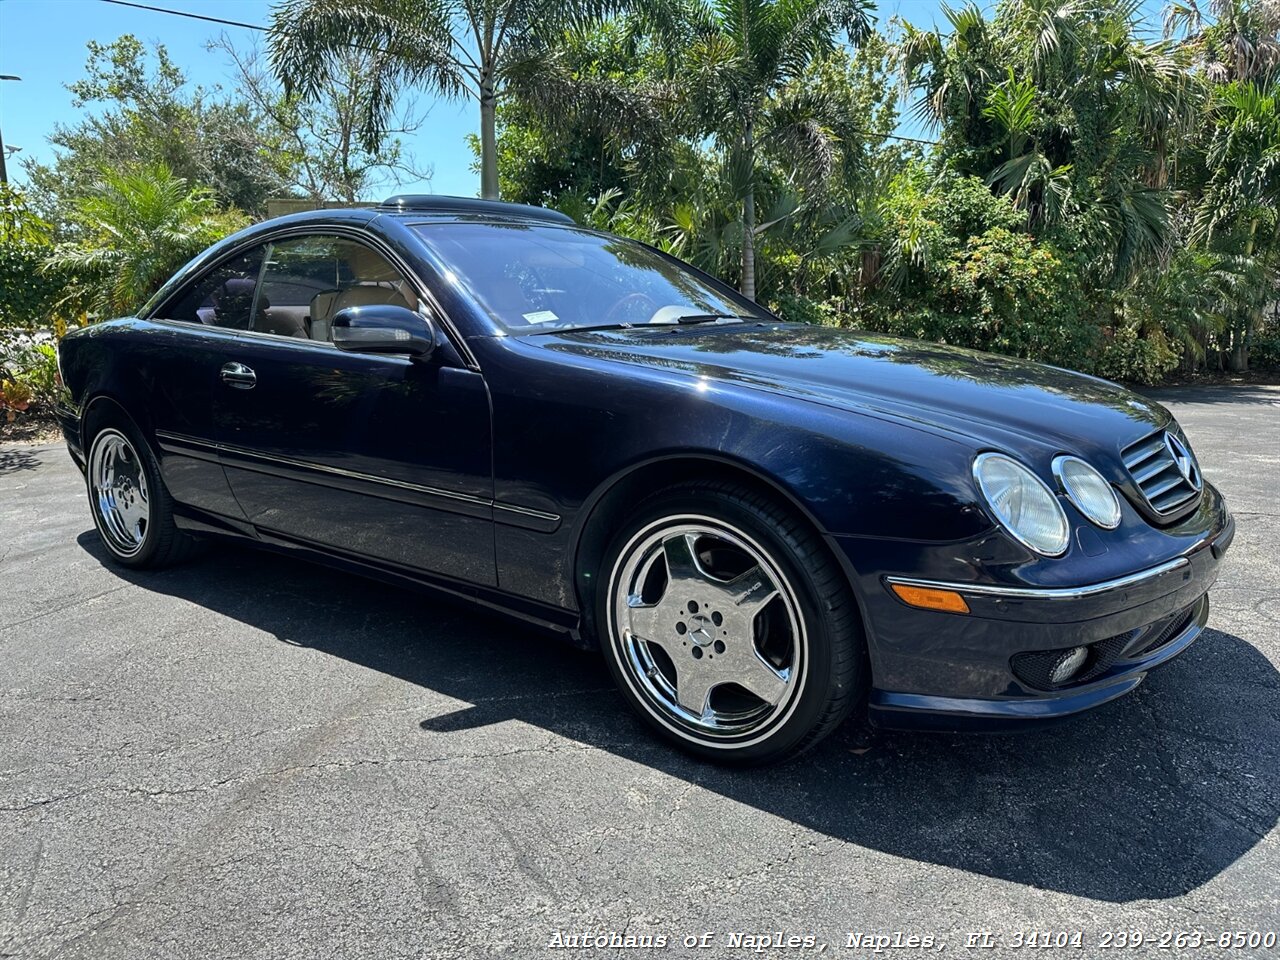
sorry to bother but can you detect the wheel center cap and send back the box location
[687,613,713,647]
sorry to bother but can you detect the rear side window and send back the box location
[159,246,267,330]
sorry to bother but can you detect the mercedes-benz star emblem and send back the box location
[1164,433,1200,488]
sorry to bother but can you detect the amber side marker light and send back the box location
[890,583,971,615]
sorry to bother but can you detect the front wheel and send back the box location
[86,418,196,568]
[598,482,865,765]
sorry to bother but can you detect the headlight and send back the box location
[973,453,1070,557]
[1053,456,1121,530]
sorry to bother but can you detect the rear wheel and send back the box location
[86,418,196,568]
[598,481,864,765]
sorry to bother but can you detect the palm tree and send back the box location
[1165,0,1280,82]
[268,0,618,200]
[900,0,1185,282]
[45,164,247,319]
[680,0,873,299]
[1194,79,1280,368]
[1164,1,1280,369]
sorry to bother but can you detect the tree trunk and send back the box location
[479,74,499,201]
[1228,217,1260,373]
[1229,324,1249,371]
[741,120,756,301]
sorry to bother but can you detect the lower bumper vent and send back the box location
[1011,601,1199,691]
[1132,605,1197,658]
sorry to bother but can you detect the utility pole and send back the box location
[0,75,22,186]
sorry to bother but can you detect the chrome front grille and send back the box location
[1121,429,1202,515]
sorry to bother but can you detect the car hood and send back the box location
[533,323,1169,458]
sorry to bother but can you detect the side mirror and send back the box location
[331,304,436,361]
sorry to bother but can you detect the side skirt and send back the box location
[171,504,590,646]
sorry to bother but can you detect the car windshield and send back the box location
[412,221,768,334]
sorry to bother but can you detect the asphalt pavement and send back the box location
[1,385,1277,959]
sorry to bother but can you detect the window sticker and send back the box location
[522,310,559,324]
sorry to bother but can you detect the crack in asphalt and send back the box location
[0,584,135,637]
[0,740,588,816]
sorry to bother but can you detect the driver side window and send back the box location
[254,235,417,342]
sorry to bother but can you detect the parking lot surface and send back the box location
[1,385,1277,959]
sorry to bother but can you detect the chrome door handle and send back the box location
[220,362,256,389]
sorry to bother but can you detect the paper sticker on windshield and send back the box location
[523,310,559,324]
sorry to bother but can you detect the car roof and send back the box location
[239,196,576,237]
[377,194,575,225]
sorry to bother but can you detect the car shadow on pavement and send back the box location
[77,531,1280,905]
[0,447,42,474]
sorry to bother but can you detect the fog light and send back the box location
[1049,646,1089,685]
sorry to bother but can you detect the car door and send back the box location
[143,244,269,522]
[212,231,497,585]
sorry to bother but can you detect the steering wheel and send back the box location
[603,292,659,326]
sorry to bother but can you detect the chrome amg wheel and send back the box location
[608,515,808,748]
[89,428,150,558]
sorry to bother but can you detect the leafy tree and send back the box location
[900,0,1188,283]
[212,35,432,203]
[268,0,627,200]
[1162,0,1280,369]
[677,0,873,299]
[494,25,905,307]
[476,19,670,204]
[45,164,248,319]
[1166,0,1280,82]
[856,166,1100,371]
[23,36,290,223]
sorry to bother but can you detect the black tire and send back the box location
[84,414,198,569]
[596,480,864,765]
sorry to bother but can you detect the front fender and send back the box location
[477,335,992,615]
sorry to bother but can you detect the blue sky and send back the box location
[0,0,1168,200]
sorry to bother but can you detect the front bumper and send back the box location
[844,486,1234,731]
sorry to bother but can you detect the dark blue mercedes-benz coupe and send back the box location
[55,195,1234,764]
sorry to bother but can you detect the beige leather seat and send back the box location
[310,282,414,341]
[308,289,342,341]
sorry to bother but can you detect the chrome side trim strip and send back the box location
[216,440,491,507]
[155,430,218,451]
[154,430,562,528]
[493,502,561,523]
[885,556,1191,601]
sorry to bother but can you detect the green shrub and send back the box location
[0,337,62,423]
[46,163,248,320]
[0,186,65,330]
[768,292,842,326]
[864,225,1099,370]
[0,245,65,331]
[1252,316,1280,370]
[1094,323,1182,385]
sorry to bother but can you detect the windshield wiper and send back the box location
[523,322,633,335]
[521,313,765,336]
[666,313,747,325]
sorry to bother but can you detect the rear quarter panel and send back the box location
[60,318,245,519]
